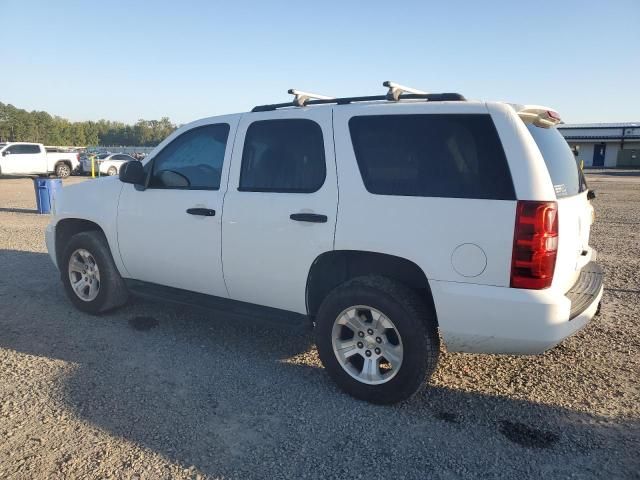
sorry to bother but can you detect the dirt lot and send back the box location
[0,172,638,479]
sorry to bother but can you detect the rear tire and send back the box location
[60,231,128,314]
[315,275,439,404]
[55,162,71,178]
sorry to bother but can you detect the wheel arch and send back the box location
[55,218,107,268]
[305,250,437,323]
[54,159,72,172]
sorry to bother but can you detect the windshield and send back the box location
[526,125,586,198]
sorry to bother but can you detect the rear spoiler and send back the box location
[511,104,562,128]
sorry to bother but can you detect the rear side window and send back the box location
[8,144,41,154]
[526,125,585,197]
[149,123,230,190]
[349,114,515,200]
[239,119,326,193]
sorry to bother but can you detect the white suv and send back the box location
[46,83,603,404]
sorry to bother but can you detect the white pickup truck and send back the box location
[0,142,80,178]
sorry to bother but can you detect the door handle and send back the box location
[290,213,328,223]
[186,208,215,217]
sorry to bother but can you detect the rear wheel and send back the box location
[107,166,118,176]
[61,231,128,314]
[55,162,71,178]
[316,276,439,404]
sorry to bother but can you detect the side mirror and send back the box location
[119,161,146,186]
[587,189,596,200]
[2,150,9,156]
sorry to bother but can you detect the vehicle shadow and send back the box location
[0,207,39,214]
[0,249,638,479]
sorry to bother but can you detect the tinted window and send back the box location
[113,154,133,161]
[239,119,326,193]
[526,125,585,198]
[349,114,515,200]
[149,124,229,189]
[8,144,41,154]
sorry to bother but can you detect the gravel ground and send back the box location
[0,172,638,479]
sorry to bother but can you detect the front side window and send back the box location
[239,119,326,193]
[148,124,230,190]
[349,114,515,200]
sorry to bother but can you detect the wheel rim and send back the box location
[108,168,117,176]
[331,306,404,385]
[68,248,101,302]
[58,165,70,177]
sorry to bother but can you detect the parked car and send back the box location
[97,153,137,176]
[0,142,79,178]
[79,153,136,176]
[45,82,603,404]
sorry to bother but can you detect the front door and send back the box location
[222,108,337,313]
[116,119,237,297]
[592,143,606,167]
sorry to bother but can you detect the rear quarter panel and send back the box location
[332,102,517,287]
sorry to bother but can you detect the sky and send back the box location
[1,0,639,125]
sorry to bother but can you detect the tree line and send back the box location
[0,101,177,147]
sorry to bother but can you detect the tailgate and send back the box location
[554,191,594,292]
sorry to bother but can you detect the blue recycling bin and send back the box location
[33,178,62,214]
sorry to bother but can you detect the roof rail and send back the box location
[288,89,335,107]
[251,82,466,112]
[383,81,428,101]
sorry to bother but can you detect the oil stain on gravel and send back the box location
[128,316,159,331]
[434,411,461,424]
[499,420,559,449]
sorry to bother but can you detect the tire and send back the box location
[107,166,118,176]
[60,231,129,314]
[315,276,439,404]
[55,162,71,178]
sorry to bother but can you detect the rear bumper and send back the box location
[432,262,604,354]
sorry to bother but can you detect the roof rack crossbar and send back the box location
[288,89,335,107]
[383,81,428,101]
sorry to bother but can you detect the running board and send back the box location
[124,279,312,331]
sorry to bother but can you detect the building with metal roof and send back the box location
[558,122,640,167]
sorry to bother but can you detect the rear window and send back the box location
[526,125,585,197]
[349,114,515,200]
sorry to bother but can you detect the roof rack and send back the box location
[288,89,335,107]
[383,81,428,101]
[252,81,466,112]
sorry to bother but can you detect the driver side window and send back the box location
[148,123,230,190]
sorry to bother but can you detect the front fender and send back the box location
[49,177,127,276]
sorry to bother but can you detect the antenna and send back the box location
[383,81,428,101]
[288,89,335,107]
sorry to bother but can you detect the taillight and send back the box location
[510,201,558,289]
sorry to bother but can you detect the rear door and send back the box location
[526,124,593,292]
[222,108,337,313]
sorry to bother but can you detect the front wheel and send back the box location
[55,163,71,178]
[316,276,439,404]
[107,166,118,176]
[61,231,129,314]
